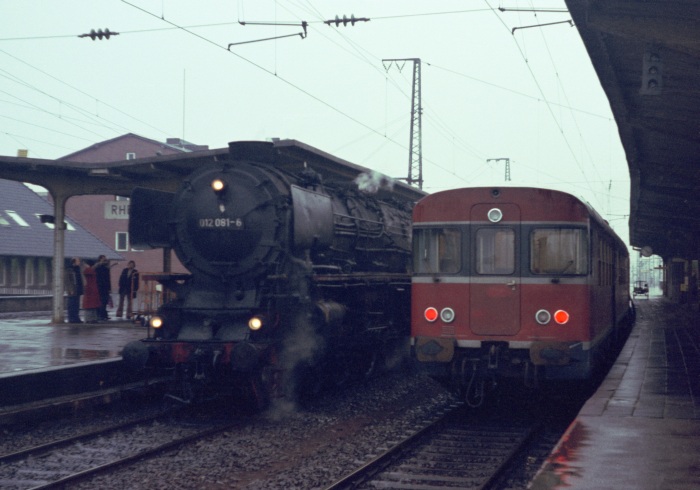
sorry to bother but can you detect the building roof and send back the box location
[58,133,208,163]
[0,179,122,260]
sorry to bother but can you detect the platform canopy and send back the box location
[565,0,700,259]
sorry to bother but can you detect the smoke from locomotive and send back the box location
[122,140,425,409]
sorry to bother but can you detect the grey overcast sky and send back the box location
[0,1,630,241]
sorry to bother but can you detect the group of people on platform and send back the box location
[65,256,140,324]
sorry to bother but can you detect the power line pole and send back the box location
[487,157,511,181]
[383,58,423,189]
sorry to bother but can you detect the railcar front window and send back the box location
[475,228,515,275]
[413,228,461,274]
[530,228,588,275]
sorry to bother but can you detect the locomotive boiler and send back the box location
[123,139,425,409]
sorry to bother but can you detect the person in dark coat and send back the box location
[82,260,101,323]
[95,254,112,321]
[65,257,84,323]
[116,260,139,319]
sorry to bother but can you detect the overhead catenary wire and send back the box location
[0,1,626,210]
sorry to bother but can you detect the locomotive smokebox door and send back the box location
[291,185,333,250]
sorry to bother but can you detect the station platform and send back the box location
[531,295,700,490]
[0,312,155,417]
[0,313,146,375]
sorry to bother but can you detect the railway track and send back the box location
[325,404,543,490]
[0,410,239,490]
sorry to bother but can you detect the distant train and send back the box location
[410,187,632,406]
[122,139,425,409]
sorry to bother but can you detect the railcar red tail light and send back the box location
[424,307,439,322]
[554,309,570,324]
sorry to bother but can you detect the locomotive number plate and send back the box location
[198,218,244,229]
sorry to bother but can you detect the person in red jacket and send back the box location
[82,259,101,323]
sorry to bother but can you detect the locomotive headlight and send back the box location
[211,179,226,193]
[248,316,263,331]
[150,316,163,329]
[424,307,439,322]
[440,307,455,323]
[553,310,570,324]
[535,309,551,325]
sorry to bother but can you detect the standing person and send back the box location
[95,254,112,321]
[65,257,84,323]
[116,260,139,320]
[82,259,101,323]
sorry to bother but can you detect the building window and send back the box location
[0,258,6,286]
[116,232,129,251]
[126,152,136,160]
[38,259,50,286]
[10,257,22,286]
[6,210,29,227]
[25,258,35,286]
[33,214,76,230]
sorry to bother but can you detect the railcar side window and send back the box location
[530,228,588,275]
[413,228,461,274]
[475,228,515,275]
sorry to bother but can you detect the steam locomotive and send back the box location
[123,140,425,409]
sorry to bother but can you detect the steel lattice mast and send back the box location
[383,58,423,189]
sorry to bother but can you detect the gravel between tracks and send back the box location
[5,371,453,489]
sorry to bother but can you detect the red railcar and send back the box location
[411,187,632,406]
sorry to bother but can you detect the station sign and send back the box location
[104,201,130,219]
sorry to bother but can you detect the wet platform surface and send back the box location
[0,314,146,375]
[532,295,700,490]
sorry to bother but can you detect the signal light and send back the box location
[640,50,663,95]
[553,310,570,324]
[424,307,439,322]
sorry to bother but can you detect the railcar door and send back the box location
[470,203,521,335]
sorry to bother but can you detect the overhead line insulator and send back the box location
[78,28,120,41]
[324,14,370,27]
